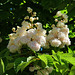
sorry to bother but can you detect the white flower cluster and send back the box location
[56,11,68,23]
[0,32,2,43]
[7,7,71,53]
[46,11,71,48]
[7,7,46,53]
[29,65,53,75]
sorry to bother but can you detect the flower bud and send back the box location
[12,27,16,32]
[29,67,35,72]
[56,11,62,17]
[24,16,29,20]
[30,17,35,22]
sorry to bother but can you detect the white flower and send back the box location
[62,14,68,19]
[60,27,69,34]
[9,45,19,53]
[36,22,42,29]
[29,67,35,72]
[24,16,29,20]
[12,27,16,32]
[33,12,37,16]
[34,65,41,70]
[58,32,65,40]
[35,36,46,46]
[50,38,61,47]
[27,41,41,51]
[30,17,35,22]
[36,17,39,20]
[0,37,2,43]
[55,19,58,22]
[51,24,55,28]
[62,38,71,45]
[62,14,68,23]
[27,28,36,38]
[16,28,26,36]
[27,7,33,13]
[7,40,15,49]
[9,33,17,40]
[20,35,30,44]
[37,70,42,75]
[47,34,55,40]
[36,29,46,36]
[64,25,68,28]
[52,27,60,37]
[17,26,20,29]
[57,21,65,28]
[47,67,53,73]
[21,21,31,29]
[37,69,49,75]
[14,37,21,47]
[56,11,62,17]
[49,30,52,34]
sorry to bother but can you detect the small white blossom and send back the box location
[13,37,21,47]
[56,11,62,17]
[58,32,65,40]
[47,67,53,73]
[29,67,35,72]
[20,35,30,44]
[62,38,71,46]
[30,17,35,22]
[60,27,69,34]
[27,7,33,13]
[50,39,61,47]
[24,16,29,20]
[57,21,65,28]
[9,45,19,53]
[37,69,49,75]
[27,41,41,51]
[34,36,46,46]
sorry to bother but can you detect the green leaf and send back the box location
[14,57,27,72]
[21,59,36,72]
[62,57,75,66]
[38,54,47,66]
[17,59,36,72]
[68,47,73,53]
[53,54,59,61]
[56,63,67,70]
[6,63,14,70]
[0,59,5,74]
[69,66,75,75]
[57,53,75,65]
[17,62,26,73]
[52,50,56,55]
[44,54,53,67]
[50,70,61,75]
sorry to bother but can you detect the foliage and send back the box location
[0,0,75,75]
